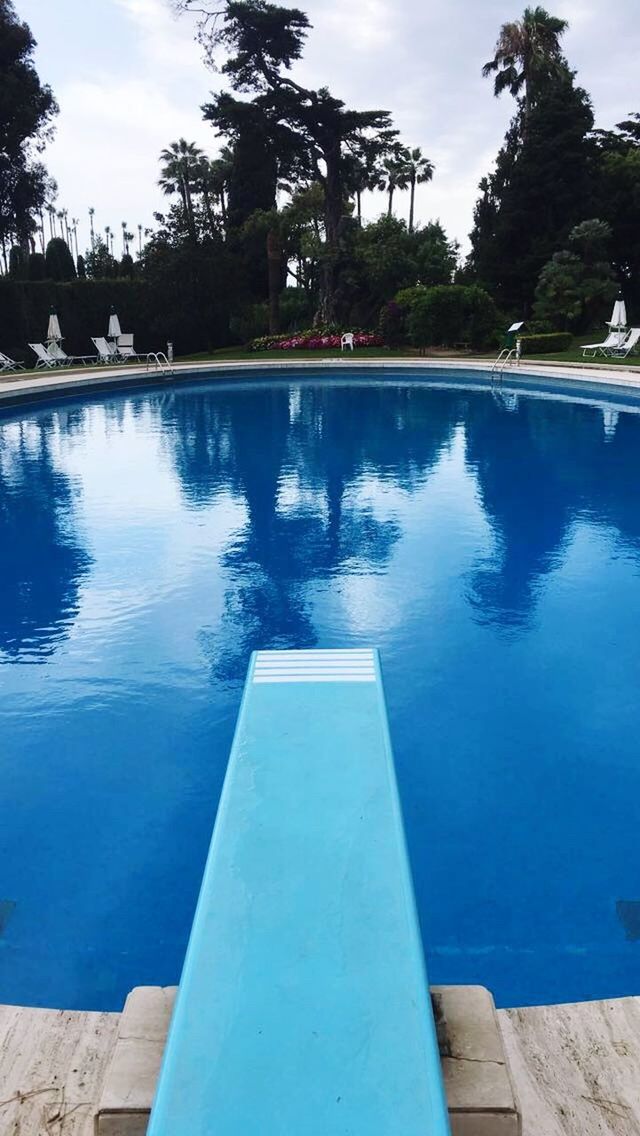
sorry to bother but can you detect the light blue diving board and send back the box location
[148,648,451,1136]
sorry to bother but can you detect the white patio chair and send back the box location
[581,330,627,358]
[29,342,59,368]
[0,350,25,373]
[609,327,640,358]
[340,332,355,351]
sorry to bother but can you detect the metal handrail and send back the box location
[146,351,174,375]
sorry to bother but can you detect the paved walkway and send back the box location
[2,997,640,1134]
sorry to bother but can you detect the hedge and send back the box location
[517,332,573,354]
[0,272,233,364]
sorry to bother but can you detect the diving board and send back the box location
[148,648,451,1136]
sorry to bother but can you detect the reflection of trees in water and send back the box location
[161,383,460,680]
[464,395,640,629]
[0,415,91,661]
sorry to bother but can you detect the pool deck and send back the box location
[1,354,640,411]
[2,993,640,1135]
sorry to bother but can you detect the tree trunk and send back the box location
[267,228,282,335]
[182,177,197,244]
[409,176,415,233]
[202,185,216,238]
[356,189,362,226]
[316,140,342,326]
[387,185,394,217]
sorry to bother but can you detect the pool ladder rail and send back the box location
[146,351,175,376]
[492,338,522,379]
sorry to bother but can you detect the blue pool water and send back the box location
[1,372,640,1012]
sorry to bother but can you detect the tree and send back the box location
[158,138,204,243]
[533,219,617,330]
[405,147,434,232]
[84,236,118,279]
[469,65,595,312]
[178,0,398,324]
[591,113,640,310]
[45,237,76,280]
[383,147,410,217]
[482,6,568,122]
[0,0,58,252]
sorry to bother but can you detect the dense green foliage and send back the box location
[401,285,499,350]
[533,219,617,330]
[0,0,57,258]
[518,331,572,353]
[45,237,76,281]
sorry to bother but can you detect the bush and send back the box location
[518,331,573,354]
[402,284,499,350]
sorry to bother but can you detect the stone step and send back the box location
[95,984,520,1136]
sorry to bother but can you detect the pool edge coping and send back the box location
[2,355,640,410]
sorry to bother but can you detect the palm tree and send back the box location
[482,6,569,121]
[89,206,95,248]
[384,148,411,218]
[105,225,112,256]
[137,223,143,256]
[404,148,434,233]
[46,203,56,240]
[208,147,234,233]
[56,210,64,238]
[158,138,204,241]
[71,218,79,259]
[121,221,128,254]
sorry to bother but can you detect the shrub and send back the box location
[402,284,499,350]
[518,331,573,354]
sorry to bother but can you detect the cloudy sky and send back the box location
[20,0,640,257]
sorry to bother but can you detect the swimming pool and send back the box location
[1,370,640,1011]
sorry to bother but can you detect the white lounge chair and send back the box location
[581,330,627,358]
[0,350,25,373]
[609,327,640,358]
[91,336,121,364]
[29,342,59,368]
[48,341,94,367]
[116,333,144,362]
[341,332,355,351]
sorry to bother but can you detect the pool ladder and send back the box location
[146,351,174,376]
[492,339,522,379]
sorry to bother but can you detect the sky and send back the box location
[19,0,640,258]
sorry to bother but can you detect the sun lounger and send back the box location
[29,342,60,368]
[609,327,640,358]
[91,336,121,364]
[47,342,94,367]
[0,351,25,373]
[581,330,627,358]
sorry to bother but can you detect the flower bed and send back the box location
[250,330,384,351]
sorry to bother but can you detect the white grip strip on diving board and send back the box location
[253,649,376,683]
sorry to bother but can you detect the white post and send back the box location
[167,341,174,363]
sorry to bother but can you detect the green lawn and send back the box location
[4,339,639,380]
